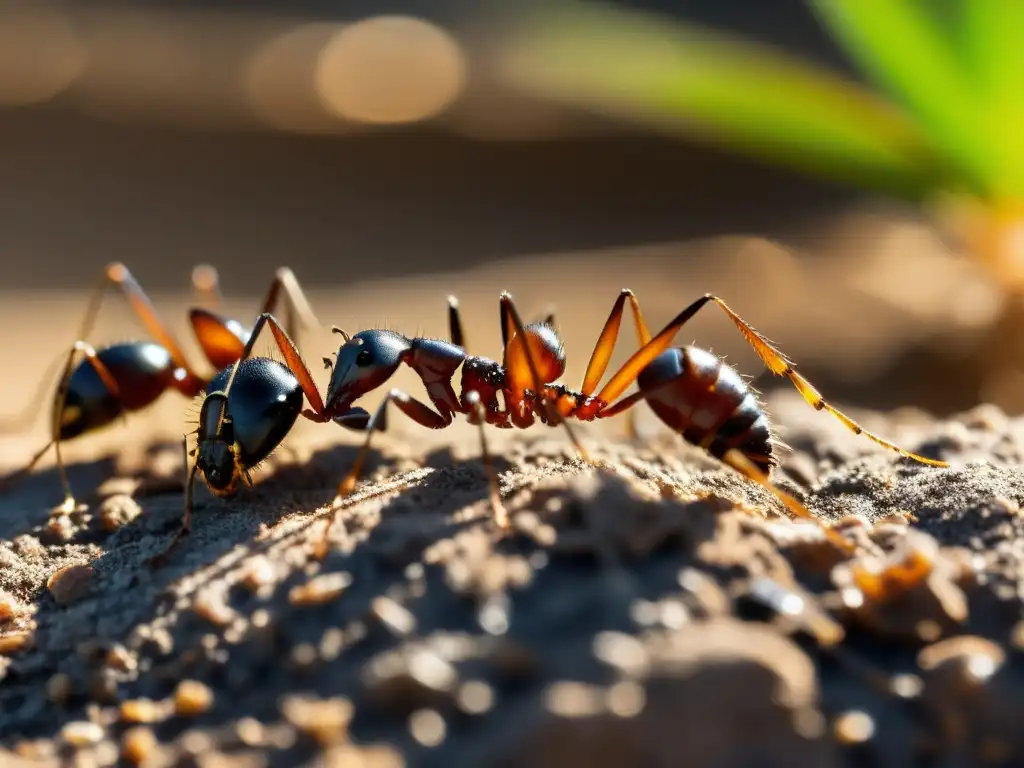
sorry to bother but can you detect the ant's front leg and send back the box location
[333,389,453,500]
[314,389,456,557]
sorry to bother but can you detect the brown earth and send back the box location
[0,245,1022,767]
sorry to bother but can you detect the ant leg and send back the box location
[581,289,653,396]
[0,351,68,432]
[195,268,322,370]
[318,389,454,555]
[147,436,197,566]
[580,384,854,552]
[98,263,198,380]
[0,341,121,507]
[0,442,57,493]
[333,389,452,500]
[447,295,466,350]
[499,293,588,459]
[464,390,507,527]
[593,294,946,468]
[258,267,321,342]
[191,264,222,310]
[721,449,854,553]
[1,263,203,433]
[219,312,328,423]
[50,342,122,512]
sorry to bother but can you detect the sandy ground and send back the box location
[1,245,1022,767]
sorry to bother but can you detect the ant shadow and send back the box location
[1,424,812,768]
[0,454,122,541]
[0,435,518,747]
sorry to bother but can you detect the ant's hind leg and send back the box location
[1,263,199,432]
[464,390,508,528]
[191,264,222,310]
[258,268,321,343]
[721,448,854,554]
[593,293,946,468]
[499,292,590,462]
[447,295,466,350]
[48,342,121,513]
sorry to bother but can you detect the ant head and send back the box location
[325,330,409,411]
[194,392,242,495]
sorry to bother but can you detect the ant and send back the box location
[1,262,326,513]
[181,289,946,559]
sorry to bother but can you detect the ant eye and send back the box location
[356,348,373,366]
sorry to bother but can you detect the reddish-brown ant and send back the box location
[184,289,946,558]
[1,262,323,513]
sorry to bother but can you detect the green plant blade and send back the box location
[497,2,950,200]
[809,0,995,198]
[962,0,1024,198]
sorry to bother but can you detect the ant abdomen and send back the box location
[204,357,304,471]
[61,342,177,440]
[637,345,774,473]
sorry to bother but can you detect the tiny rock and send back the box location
[121,726,158,765]
[47,564,95,606]
[0,589,26,623]
[174,680,214,716]
[60,721,105,748]
[281,694,354,746]
[98,494,142,531]
[289,572,353,607]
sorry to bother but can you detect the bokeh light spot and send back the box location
[314,16,466,125]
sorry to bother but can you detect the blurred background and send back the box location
[0,0,1021,460]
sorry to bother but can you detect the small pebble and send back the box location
[60,721,105,747]
[236,717,265,747]
[592,631,648,676]
[456,680,494,715]
[289,572,353,606]
[606,681,645,718]
[918,635,1005,681]
[121,727,158,765]
[0,590,26,623]
[372,596,416,637]
[544,681,605,718]
[409,709,446,747]
[833,710,875,744]
[193,590,236,627]
[46,515,74,541]
[240,557,278,594]
[175,680,214,716]
[12,536,44,557]
[121,698,171,724]
[98,494,142,531]
[281,694,354,746]
[106,644,138,673]
[47,564,95,606]
[0,632,34,654]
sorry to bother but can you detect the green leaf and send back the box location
[497,2,949,200]
[961,0,1024,198]
[809,0,994,197]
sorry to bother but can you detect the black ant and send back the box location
[1,262,325,513]
[180,289,946,559]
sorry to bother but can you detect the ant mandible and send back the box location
[184,289,946,559]
[0,262,323,513]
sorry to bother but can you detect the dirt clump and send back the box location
[2,392,1024,767]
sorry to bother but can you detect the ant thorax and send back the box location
[460,356,507,419]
